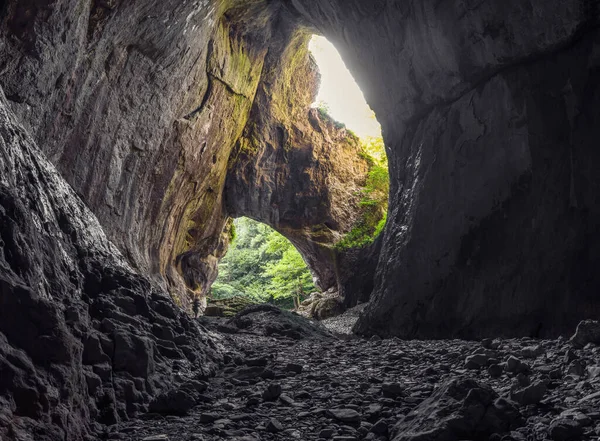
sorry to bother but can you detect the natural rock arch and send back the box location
[1,0,599,339]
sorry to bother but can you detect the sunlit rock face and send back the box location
[288,0,600,338]
[0,0,295,308]
[224,31,370,291]
[0,0,371,307]
[0,4,371,436]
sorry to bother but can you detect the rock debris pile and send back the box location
[110,311,600,441]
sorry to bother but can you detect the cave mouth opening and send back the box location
[208,36,390,313]
[211,217,316,310]
[309,35,389,250]
[308,35,383,140]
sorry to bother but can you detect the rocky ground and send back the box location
[104,309,600,441]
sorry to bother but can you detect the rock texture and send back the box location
[0,91,220,440]
[4,0,600,439]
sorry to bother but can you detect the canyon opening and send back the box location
[1,1,600,440]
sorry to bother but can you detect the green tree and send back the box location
[211,217,316,307]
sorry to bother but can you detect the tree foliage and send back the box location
[211,218,316,307]
[336,136,389,250]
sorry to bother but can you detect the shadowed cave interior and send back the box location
[1,1,600,440]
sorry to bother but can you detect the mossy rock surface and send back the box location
[205,296,259,317]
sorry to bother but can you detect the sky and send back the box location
[308,36,382,140]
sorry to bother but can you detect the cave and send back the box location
[2,1,600,440]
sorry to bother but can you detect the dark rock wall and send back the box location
[287,0,600,338]
[0,91,220,440]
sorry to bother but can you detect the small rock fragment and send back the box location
[488,364,503,378]
[262,383,282,401]
[329,408,361,423]
[266,418,283,433]
[465,354,488,369]
[381,382,404,398]
[510,381,546,405]
[548,418,583,440]
[506,356,529,373]
[319,428,335,438]
[199,412,219,423]
[285,363,303,373]
[370,419,388,435]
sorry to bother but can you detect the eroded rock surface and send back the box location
[225,30,370,290]
[3,0,600,439]
[4,0,599,339]
[0,0,373,309]
[0,92,221,440]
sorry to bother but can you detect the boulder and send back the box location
[391,378,523,440]
[570,320,600,348]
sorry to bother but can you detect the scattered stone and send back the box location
[329,408,361,423]
[520,345,544,358]
[391,378,522,440]
[246,357,269,367]
[488,364,504,378]
[548,418,584,440]
[511,381,547,405]
[587,366,600,379]
[319,428,335,438]
[566,360,585,377]
[559,409,592,427]
[199,413,219,423]
[381,382,404,398]
[285,363,303,374]
[465,353,489,369]
[112,318,600,441]
[506,356,529,373]
[370,419,388,435]
[148,389,196,415]
[262,383,282,401]
[265,418,283,433]
[279,394,295,406]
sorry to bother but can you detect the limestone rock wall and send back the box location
[1,1,600,407]
[0,0,284,307]
[288,0,600,338]
[225,29,371,290]
[0,0,371,308]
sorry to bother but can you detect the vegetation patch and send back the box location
[212,217,316,308]
[335,136,389,251]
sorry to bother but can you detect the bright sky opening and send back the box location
[308,35,382,140]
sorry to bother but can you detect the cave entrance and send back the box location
[309,35,382,140]
[211,217,316,310]
[309,35,389,250]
